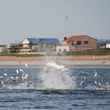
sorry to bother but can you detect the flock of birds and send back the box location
[0,64,33,88]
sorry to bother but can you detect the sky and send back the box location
[0,0,110,44]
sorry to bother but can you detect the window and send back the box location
[77,41,81,45]
[84,41,88,44]
[72,42,74,45]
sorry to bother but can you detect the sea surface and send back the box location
[0,65,110,110]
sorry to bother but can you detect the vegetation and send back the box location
[0,51,43,57]
[1,48,110,57]
[65,49,110,56]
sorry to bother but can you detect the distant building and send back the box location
[64,35,97,51]
[106,43,110,48]
[37,38,60,52]
[0,45,6,53]
[19,38,60,53]
[56,37,70,54]
[19,38,38,52]
[97,39,110,49]
[56,45,70,54]
[6,43,19,53]
[97,40,106,48]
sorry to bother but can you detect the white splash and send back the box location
[38,60,76,90]
[46,61,65,70]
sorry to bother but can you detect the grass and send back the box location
[65,49,110,56]
[0,51,43,57]
[0,48,110,57]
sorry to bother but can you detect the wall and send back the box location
[66,35,97,51]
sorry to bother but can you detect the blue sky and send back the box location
[0,0,110,44]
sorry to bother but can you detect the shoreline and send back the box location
[0,55,110,60]
[0,56,110,67]
[0,65,110,69]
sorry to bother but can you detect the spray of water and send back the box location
[36,56,76,90]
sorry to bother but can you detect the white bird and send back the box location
[10,76,14,79]
[94,71,98,77]
[20,68,24,72]
[25,64,29,68]
[94,81,97,85]
[80,81,84,86]
[4,73,7,76]
[16,69,19,74]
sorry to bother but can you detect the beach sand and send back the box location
[0,56,110,67]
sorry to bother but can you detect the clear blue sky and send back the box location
[0,0,110,44]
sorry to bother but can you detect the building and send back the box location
[56,37,70,54]
[106,43,110,48]
[64,35,97,51]
[97,39,110,49]
[37,38,60,52]
[56,45,70,54]
[19,38,39,52]
[6,43,19,53]
[0,45,6,53]
[19,38,60,53]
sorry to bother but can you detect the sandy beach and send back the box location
[0,56,110,67]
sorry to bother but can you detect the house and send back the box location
[19,38,39,52]
[19,37,60,53]
[64,35,97,51]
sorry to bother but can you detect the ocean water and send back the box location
[0,66,110,110]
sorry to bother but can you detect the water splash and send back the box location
[37,58,76,90]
